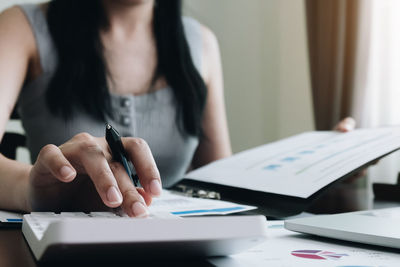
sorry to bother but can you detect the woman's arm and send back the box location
[0,7,34,140]
[191,26,232,169]
[0,7,37,211]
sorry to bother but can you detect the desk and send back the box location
[1,199,398,266]
[0,229,35,267]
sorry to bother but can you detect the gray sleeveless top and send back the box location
[18,4,202,188]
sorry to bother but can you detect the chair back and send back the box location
[0,105,26,160]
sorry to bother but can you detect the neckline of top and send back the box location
[109,86,171,98]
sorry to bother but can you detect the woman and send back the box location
[0,0,231,217]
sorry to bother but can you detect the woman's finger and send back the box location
[110,162,150,217]
[34,144,77,183]
[122,137,162,197]
[137,187,152,206]
[62,133,123,208]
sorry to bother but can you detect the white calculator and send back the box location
[22,212,267,262]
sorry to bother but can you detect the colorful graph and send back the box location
[263,151,315,171]
[281,157,299,162]
[263,164,281,171]
[291,250,348,260]
[299,150,315,155]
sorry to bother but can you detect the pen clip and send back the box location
[173,185,221,200]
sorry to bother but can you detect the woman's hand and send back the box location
[27,133,162,217]
[334,117,356,132]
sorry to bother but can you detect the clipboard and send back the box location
[175,128,400,218]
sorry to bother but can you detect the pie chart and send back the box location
[291,250,348,260]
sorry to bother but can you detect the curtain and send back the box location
[305,0,364,130]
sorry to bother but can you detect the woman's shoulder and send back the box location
[182,17,220,82]
[1,5,25,19]
[183,17,220,86]
[0,6,36,59]
[182,16,218,44]
[0,3,48,46]
[0,5,31,31]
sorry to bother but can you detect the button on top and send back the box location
[120,115,131,126]
[120,98,131,108]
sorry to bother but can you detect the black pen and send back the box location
[105,123,139,187]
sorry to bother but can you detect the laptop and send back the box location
[284,207,400,249]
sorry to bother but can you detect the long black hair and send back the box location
[46,0,207,136]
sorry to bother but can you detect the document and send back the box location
[0,190,255,225]
[210,220,400,267]
[149,190,256,216]
[186,127,400,198]
[0,210,23,224]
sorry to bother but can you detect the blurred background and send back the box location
[2,0,400,189]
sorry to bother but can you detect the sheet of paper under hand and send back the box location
[0,210,23,224]
[0,189,256,226]
[149,190,256,216]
